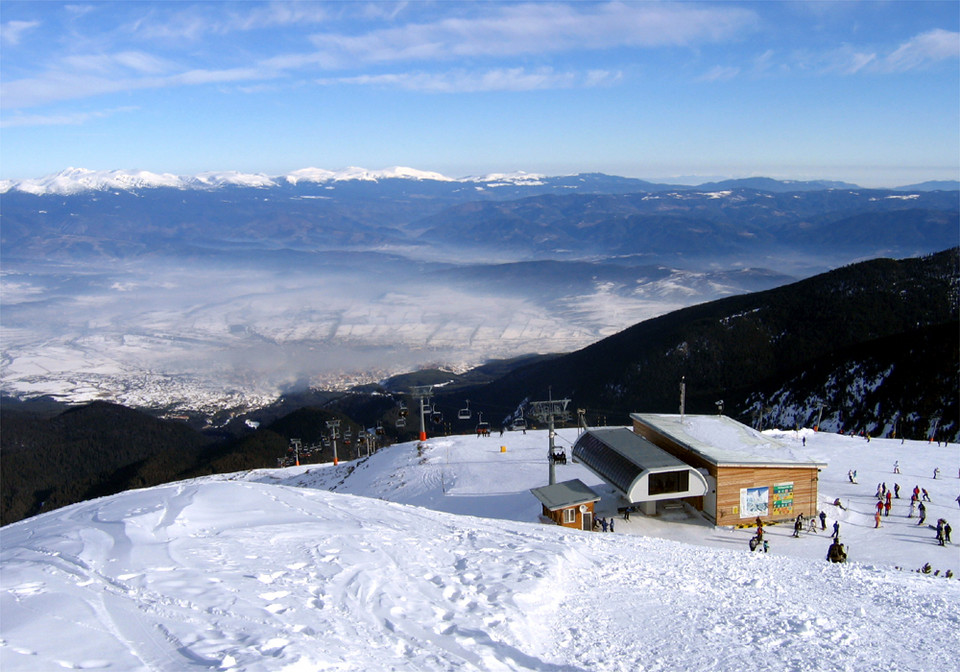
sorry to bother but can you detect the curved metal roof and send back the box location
[573,427,707,502]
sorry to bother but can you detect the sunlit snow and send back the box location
[2,427,958,671]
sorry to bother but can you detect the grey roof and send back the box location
[631,413,828,468]
[572,428,689,496]
[530,479,602,511]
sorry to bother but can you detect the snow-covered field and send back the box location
[2,427,959,671]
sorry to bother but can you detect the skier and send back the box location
[874,511,882,528]
[793,515,803,537]
[819,510,827,530]
[917,502,927,526]
[884,500,891,517]
[609,518,615,533]
[922,488,931,502]
[749,536,759,552]
[832,520,840,538]
[893,460,900,474]
[945,522,952,543]
[936,519,945,546]
[894,483,900,499]
[909,500,917,518]
[848,469,855,484]
[933,467,940,479]
[600,517,608,532]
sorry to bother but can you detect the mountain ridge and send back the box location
[5,166,957,196]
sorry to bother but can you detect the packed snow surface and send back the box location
[2,427,958,671]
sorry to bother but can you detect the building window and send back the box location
[649,470,690,495]
[562,508,576,524]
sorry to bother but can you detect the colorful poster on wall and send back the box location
[772,482,795,516]
[740,486,769,518]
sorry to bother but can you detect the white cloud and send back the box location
[698,65,740,82]
[130,1,329,41]
[318,67,619,93]
[0,106,138,128]
[0,19,40,46]
[883,29,959,72]
[308,2,758,67]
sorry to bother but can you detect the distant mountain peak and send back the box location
[2,166,556,195]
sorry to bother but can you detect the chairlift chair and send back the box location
[513,418,526,431]
[458,400,471,420]
[396,417,406,428]
[431,409,443,424]
[398,401,408,418]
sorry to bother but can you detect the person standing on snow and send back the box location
[827,538,847,563]
[894,460,900,474]
[894,483,900,499]
[832,520,840,538]
[609,518,615,533]
[956,493,960,509]
[819,510,827,530]
[874,510,882,528]
[793,515,803,537]
[922,488,931,502]
[917,502,927,525]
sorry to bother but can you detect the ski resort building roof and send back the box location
[631,413,827,469]
[572,427,708,503]
[529,478,602,511]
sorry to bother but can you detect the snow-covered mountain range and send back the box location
[1,166,956,416]
[0,166,550,195]
[2,426,958,671]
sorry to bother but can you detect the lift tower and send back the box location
[528,396,571,486]
[410,385,435,442]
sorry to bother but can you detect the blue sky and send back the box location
[1,1,958,186]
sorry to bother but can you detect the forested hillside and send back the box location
[445,249,959,438]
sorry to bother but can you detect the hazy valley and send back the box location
[1,168,957,419]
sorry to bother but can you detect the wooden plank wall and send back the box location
[715,466,820,524]
[633,419,820,523]
[543,502,597,529]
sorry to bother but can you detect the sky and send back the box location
[1,1,958,186]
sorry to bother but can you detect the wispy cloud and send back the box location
[698,65,740,82]
[129,1,329,41]
[883,28,959,72]
[0,19,40,46]
[307,3,759,66]
[318,67,621,93]
[0,105,138,128]
[798,29,959,76]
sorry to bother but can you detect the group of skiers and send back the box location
[593,517,615,533]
